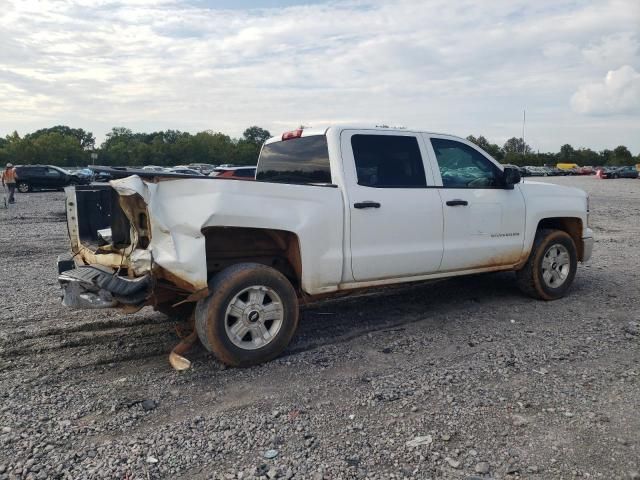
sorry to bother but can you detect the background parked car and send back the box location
[522,166,548,176]
[93,170,112,182]
[188,163,217,175]
[209,166,256,180]
[612,166,639,179]
[546,166,568,176]
[597,167,621,179]
[576,166,594,175]
[14,165,91,192]
[75,168,95,180]
[168,167,204,176]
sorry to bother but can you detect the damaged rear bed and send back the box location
[58,179,205,313]
[56,172,344,369]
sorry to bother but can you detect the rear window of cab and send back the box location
[256,136,331,184]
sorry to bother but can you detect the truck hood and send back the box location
[518,180,588,200]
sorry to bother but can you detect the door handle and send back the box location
[446,199,468,207]
[354,201,381,209]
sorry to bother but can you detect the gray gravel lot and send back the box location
[0,176,639,479]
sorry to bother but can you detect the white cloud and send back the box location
[571,65,640,115]
[0,0,639,152]
[582,32,640,68]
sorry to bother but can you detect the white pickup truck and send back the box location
[58,125,593,368]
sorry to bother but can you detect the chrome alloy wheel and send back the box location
[224,285,284,350]
[541,243,571,288]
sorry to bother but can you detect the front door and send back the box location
[341,130,444,282]
[425,135,526,272]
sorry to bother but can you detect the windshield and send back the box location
[256,135,331,184]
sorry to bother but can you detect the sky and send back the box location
[1,0,639,153]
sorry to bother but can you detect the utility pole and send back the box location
[522,109,526,160]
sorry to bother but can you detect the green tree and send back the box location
[558,144,575,163]
[100,127,137,165]
[466,135,504,160]
[187,131,235,165]
[609,145,633,165]
[242,126,271,146]
[503,137,532,155]
[26,126,95,150]
[599,149,613,165]
[30,132,87,166]
[503,152,540,166]
[573,148,600,166]
[234,126,272,165]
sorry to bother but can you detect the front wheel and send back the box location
[195,263,299,367]
[516,229,578,300]
[17,182,31,193]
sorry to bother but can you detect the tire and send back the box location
[195,263,299,367]
[516,229,578,300]
[17,182,30,193]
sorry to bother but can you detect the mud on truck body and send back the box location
[58,125,594,370]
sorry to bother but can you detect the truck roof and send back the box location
[264,124,458,145]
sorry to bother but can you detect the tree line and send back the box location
[0,126,272,168]
[0,125,638,167]
[467,135,638,167]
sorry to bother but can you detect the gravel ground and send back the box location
[0,176,639,480]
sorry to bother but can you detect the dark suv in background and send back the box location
[14,165,91,193]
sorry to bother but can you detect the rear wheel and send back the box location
[516,229,578,300]
[17,182,30,193]
[195,263,299,367]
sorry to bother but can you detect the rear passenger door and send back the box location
[28,167,47,189]
[341,130,444,282]
[424,135,525,272]
[43,167,65,189]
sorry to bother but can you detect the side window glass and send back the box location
[235,169,255,178]
[46,168,61,177]
[430,138,501,188]
[351,135,427,188]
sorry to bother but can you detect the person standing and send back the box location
[2,163,17,204]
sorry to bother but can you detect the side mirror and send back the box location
[503,166,521,188]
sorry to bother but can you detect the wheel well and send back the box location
[537,217,584,260]
[202,227,302,289]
